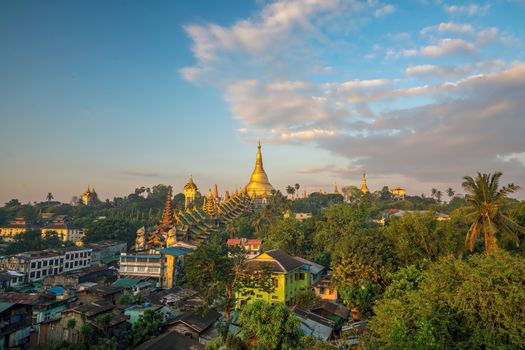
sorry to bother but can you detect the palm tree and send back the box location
[462,172,525,254]
[294,183,300,199]
[431,188,438,200]
[446,187,455,200]
[46,192,54,202]
[436,190,443,203]
[286,185,295,199]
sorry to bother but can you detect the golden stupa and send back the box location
[245,141,274,197]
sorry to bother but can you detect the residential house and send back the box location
[42,265,118,289]
[235,249,311,307]
[293,308,335,342]
[133,330,204,350]
[76,285,123,304]
[0,301,33,349]
[312,274,338,301]
[168,310,220,345]
[0,270,25,290]
[226,238,262,259]
[84,240,127,264]
[292,256,325,285]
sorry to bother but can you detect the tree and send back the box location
[368,252,525,349]
[430,188,437,200]
[295,290,321,310]
[462,172,525,254]
[83,218,138,247]
[116,293,133,305]
[294,183,300,199]
[436,190,443,203]
[239,300,302,350]
[264,218,306,256]
[133,310,163,346]
[286,185,296,199]
[446,187,455,200]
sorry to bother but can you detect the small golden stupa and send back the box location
[245,141,274,197]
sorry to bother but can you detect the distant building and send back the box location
[81,185,99,206]
[84,240,127,264]
[245,142,274,206]
[391,187,406,200]
[0,217,39,241]
[41,218,84,243]
[0,270,25,290]
[183,176,199,209]
[361,172,370,194]
[226,238,262,259]
[0,246,92,282]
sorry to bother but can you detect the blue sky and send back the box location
[1,0,524,203]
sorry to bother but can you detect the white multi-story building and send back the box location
[0,247,92,282]
[41,219,85,243]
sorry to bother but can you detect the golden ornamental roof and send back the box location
[184,175,198,191]
[245,141,274,197]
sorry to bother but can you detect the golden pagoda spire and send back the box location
[245,141,274,197]
[213,184,219,199]
[161,188,174,227]
[333,182,339,194]
[361,171,369,194]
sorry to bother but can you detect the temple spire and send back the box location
[361,171,369,194]
[161,187,174,227]
[245,141,274,198]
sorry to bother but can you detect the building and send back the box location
[0,301,33,349]
[312,274,338,301]
[168,310,221,345]
[226,238,262,259]
[292,256,325,285]
[42,265,118,289]
[235,249,312,307]
[81,185,99,206]
[84,240,127,264]
[41,218,84,243]
[0,270,25,290]
[245,141,274,205]
[134,330,204,350]
[0,217,39,241]
[391,187,406,200]
[184,176,199,209]
[76,285,123,304]
[119,248,188,288]
[0,247,92,282]
[42,302,129,344]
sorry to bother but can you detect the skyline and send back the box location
[1,0,525,203]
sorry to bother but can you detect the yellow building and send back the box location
[245,141,274,201]
[41,219,85,243]
[236,249,311,308]
[183,176,199,209]
[0,217,39,241]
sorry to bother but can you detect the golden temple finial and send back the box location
[245,141,274,198]
[361,171,369,194]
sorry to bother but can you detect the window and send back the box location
[299,273,305,281]
[272,278,278,287]
[65,263,69,268]
[36,271,41,278]
[43,260,48,267]
[256,294,263,298]
[37,261,41,269]
[30,272,35,278]
[75,253,79,258]
[55,259,59,265]
[74,261,78,267]
[42,270,47,276]
[31,262,36,269]
[60,258,64,264]
[271,295,278,300]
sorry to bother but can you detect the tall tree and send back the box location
[446,187,455,200]
[286,185,295,199]
[46,192,54,202]
[462,172,524,254]
[436,190,443,203]
[430,188,438,200]
[294,183,300,199]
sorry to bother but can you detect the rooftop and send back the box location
[133,330,204,350]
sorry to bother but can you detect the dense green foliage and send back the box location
[239,300,302,350]
[5,230,65,254]
[367,252,525,349]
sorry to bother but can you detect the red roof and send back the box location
[245,239,262,246]
[226,239,242,246]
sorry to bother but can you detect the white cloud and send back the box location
[497,152,525,167]
[443,3,490,16]
[420,38,477,57]
[374,4,395,17]
[476,27,499,46]
[421,22,474,36]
